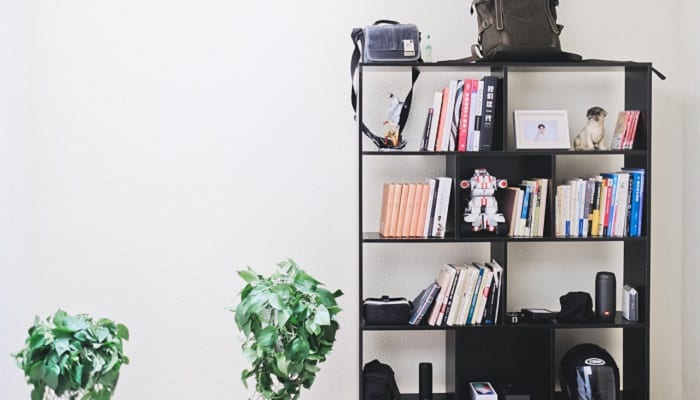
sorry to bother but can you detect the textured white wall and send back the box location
[0,0,685,399]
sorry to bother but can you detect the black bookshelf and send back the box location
[358,62,652,400]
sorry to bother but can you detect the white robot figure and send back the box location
[461,168,508,232]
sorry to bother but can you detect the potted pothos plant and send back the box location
[14,309,130,400]
[233,258,343,400]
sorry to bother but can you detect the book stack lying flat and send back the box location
[378,177,452,238]
[555,169,645,238]
[408,260,504,326]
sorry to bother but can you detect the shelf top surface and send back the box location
[361,149,648,156]
[360,60,653,69]
[362,232,646,243]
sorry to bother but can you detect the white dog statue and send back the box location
[574,106,608,150]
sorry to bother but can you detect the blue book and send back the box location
[518,184,531,236]
[622,168,646,237]
[466,265,484,325]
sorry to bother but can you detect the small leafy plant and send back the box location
[14,310,130,400]
[234,259,343,400]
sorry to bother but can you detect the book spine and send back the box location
[441,81,458,152]
[537,178,548,237]
[457,79,473,152]
[423,179,438,237]
[431,177,452,238]
[470,80,484,151]
[427,92,443,151]
[449,80,464,151]
[465,79,479,152]
[438,265,459,326]
[478,76,498,151]
[518,184,531,237]
[379,183,394,237]
[401,183,417,237]
[417,284,441,325]
[590,177,602,237]
[420,108,434,151]
[466,266,484,325]
[434,88,450,151]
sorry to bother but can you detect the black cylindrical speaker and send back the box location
[419,362,432,400]
[595,271,616,321]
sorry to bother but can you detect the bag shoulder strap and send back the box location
[351,22,421,150]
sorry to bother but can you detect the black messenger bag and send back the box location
[470,0,580,61]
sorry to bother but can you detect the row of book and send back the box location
[409,260,504,327]
[499,178,549,237]
[379,177,453,238]
[419,76,499,152]
[610,110,640,150]
[554,169,645,238]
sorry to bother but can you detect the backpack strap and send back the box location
[351,22,421,150]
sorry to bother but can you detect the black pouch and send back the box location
[363,296,411,325]
[557,291,596,323]
[363,359,400,400]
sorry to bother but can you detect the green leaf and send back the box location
[289,337,310,362]
[257,327,278,348]
[238,268,258,284]
[54,337,71,356]
[116,323,130,340]
[276,353,289,375]
[313,305,331,326]
[44,363,60,389]
[30,386,45,400]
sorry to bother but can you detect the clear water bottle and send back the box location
[424,34,432,63]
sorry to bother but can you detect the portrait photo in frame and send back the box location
[514,110,570,149]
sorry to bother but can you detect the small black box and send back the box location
[363,296,410,325]
[495,383,530,400]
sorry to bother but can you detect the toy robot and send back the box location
[461,168,508,232]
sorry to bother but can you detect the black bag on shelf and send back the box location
[362,296,411,325]
[350,20,422,150]
[363,359,401,400]
[557,291,596,323]
[468,0,581,61]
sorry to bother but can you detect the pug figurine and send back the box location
[574,106,608,150]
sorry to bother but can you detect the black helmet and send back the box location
[559,343,620,400]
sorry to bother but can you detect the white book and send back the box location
[488,260,504,324]
[423,178,437,237]
[431,177,453,238]
[435,264,459,325]
[427,265,454,326]
[426,92,443,151]
[456,265,479,324]
[449,80,464,151]
[560,184,571,237]
[613,172,630,237]
[511,188,524,237]
[472,267,493,325]
[537,178,548,237]
[465,80,479,152]
[470,80,485,151]
[446,265,468,326]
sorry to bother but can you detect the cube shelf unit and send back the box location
[357,61,652,400]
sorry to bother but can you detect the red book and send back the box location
[457,79,473,152]
[624,110,640,149]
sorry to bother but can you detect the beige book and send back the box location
[394,184,410,237]
[378,183,394,237]
[408,183,426,237]
[414,184,431,237]
[387,183,404,237]
[401,184,418,237]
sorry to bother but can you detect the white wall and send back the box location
[0,0,686,399]
[682,1,700,399]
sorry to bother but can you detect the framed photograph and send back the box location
[513,110,570,149]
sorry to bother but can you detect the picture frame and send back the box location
[513,110,571,149]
